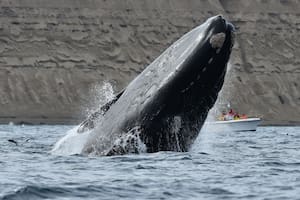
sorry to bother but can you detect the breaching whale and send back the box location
[52,15,235,156]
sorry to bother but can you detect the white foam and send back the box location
[51,82,116,156]
[170,116,182,151]
[51,125,91,155]
[107,127,147,155]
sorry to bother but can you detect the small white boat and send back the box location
[203,118,261,132]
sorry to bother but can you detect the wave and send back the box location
[1,185,108,200]
[1,185,70,200]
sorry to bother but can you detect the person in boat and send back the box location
[240,114,248,119]
[219,109,247,121]
[234,113,240,120]
[218,111,226,121]
[228,109,234,115]
[224,109,235,120]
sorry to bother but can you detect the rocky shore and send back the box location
[0,0,299,125]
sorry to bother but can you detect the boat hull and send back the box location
[203,118,261,132]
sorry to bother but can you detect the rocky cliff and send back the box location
[0,0,299,125]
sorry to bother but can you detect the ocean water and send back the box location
[0,125,300,200]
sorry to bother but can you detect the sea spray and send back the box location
[85,81,116,117]
[106,127,147,156]
[51,125,91,155]
[51,82,116,155]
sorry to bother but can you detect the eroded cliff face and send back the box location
[220,0,300,125]
[0,0,299,125]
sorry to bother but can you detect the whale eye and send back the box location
[209,32,226,50]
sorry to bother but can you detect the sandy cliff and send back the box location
[0,0,299,125]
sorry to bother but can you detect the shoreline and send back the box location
[0,117,81,125]
[0,117,299,127]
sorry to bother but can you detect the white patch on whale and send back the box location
[210,32,225,51]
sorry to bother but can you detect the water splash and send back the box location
[85,81,115,116]
[51,82,116,155]
[170,116,182,152]
[51,125,91,155]
[106,127,147,156]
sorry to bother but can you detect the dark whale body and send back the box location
[78,15,235,155]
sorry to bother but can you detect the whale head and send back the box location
[129,15,236,152]
[149,15,235,102]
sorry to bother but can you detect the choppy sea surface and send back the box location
[0,125,300,200]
